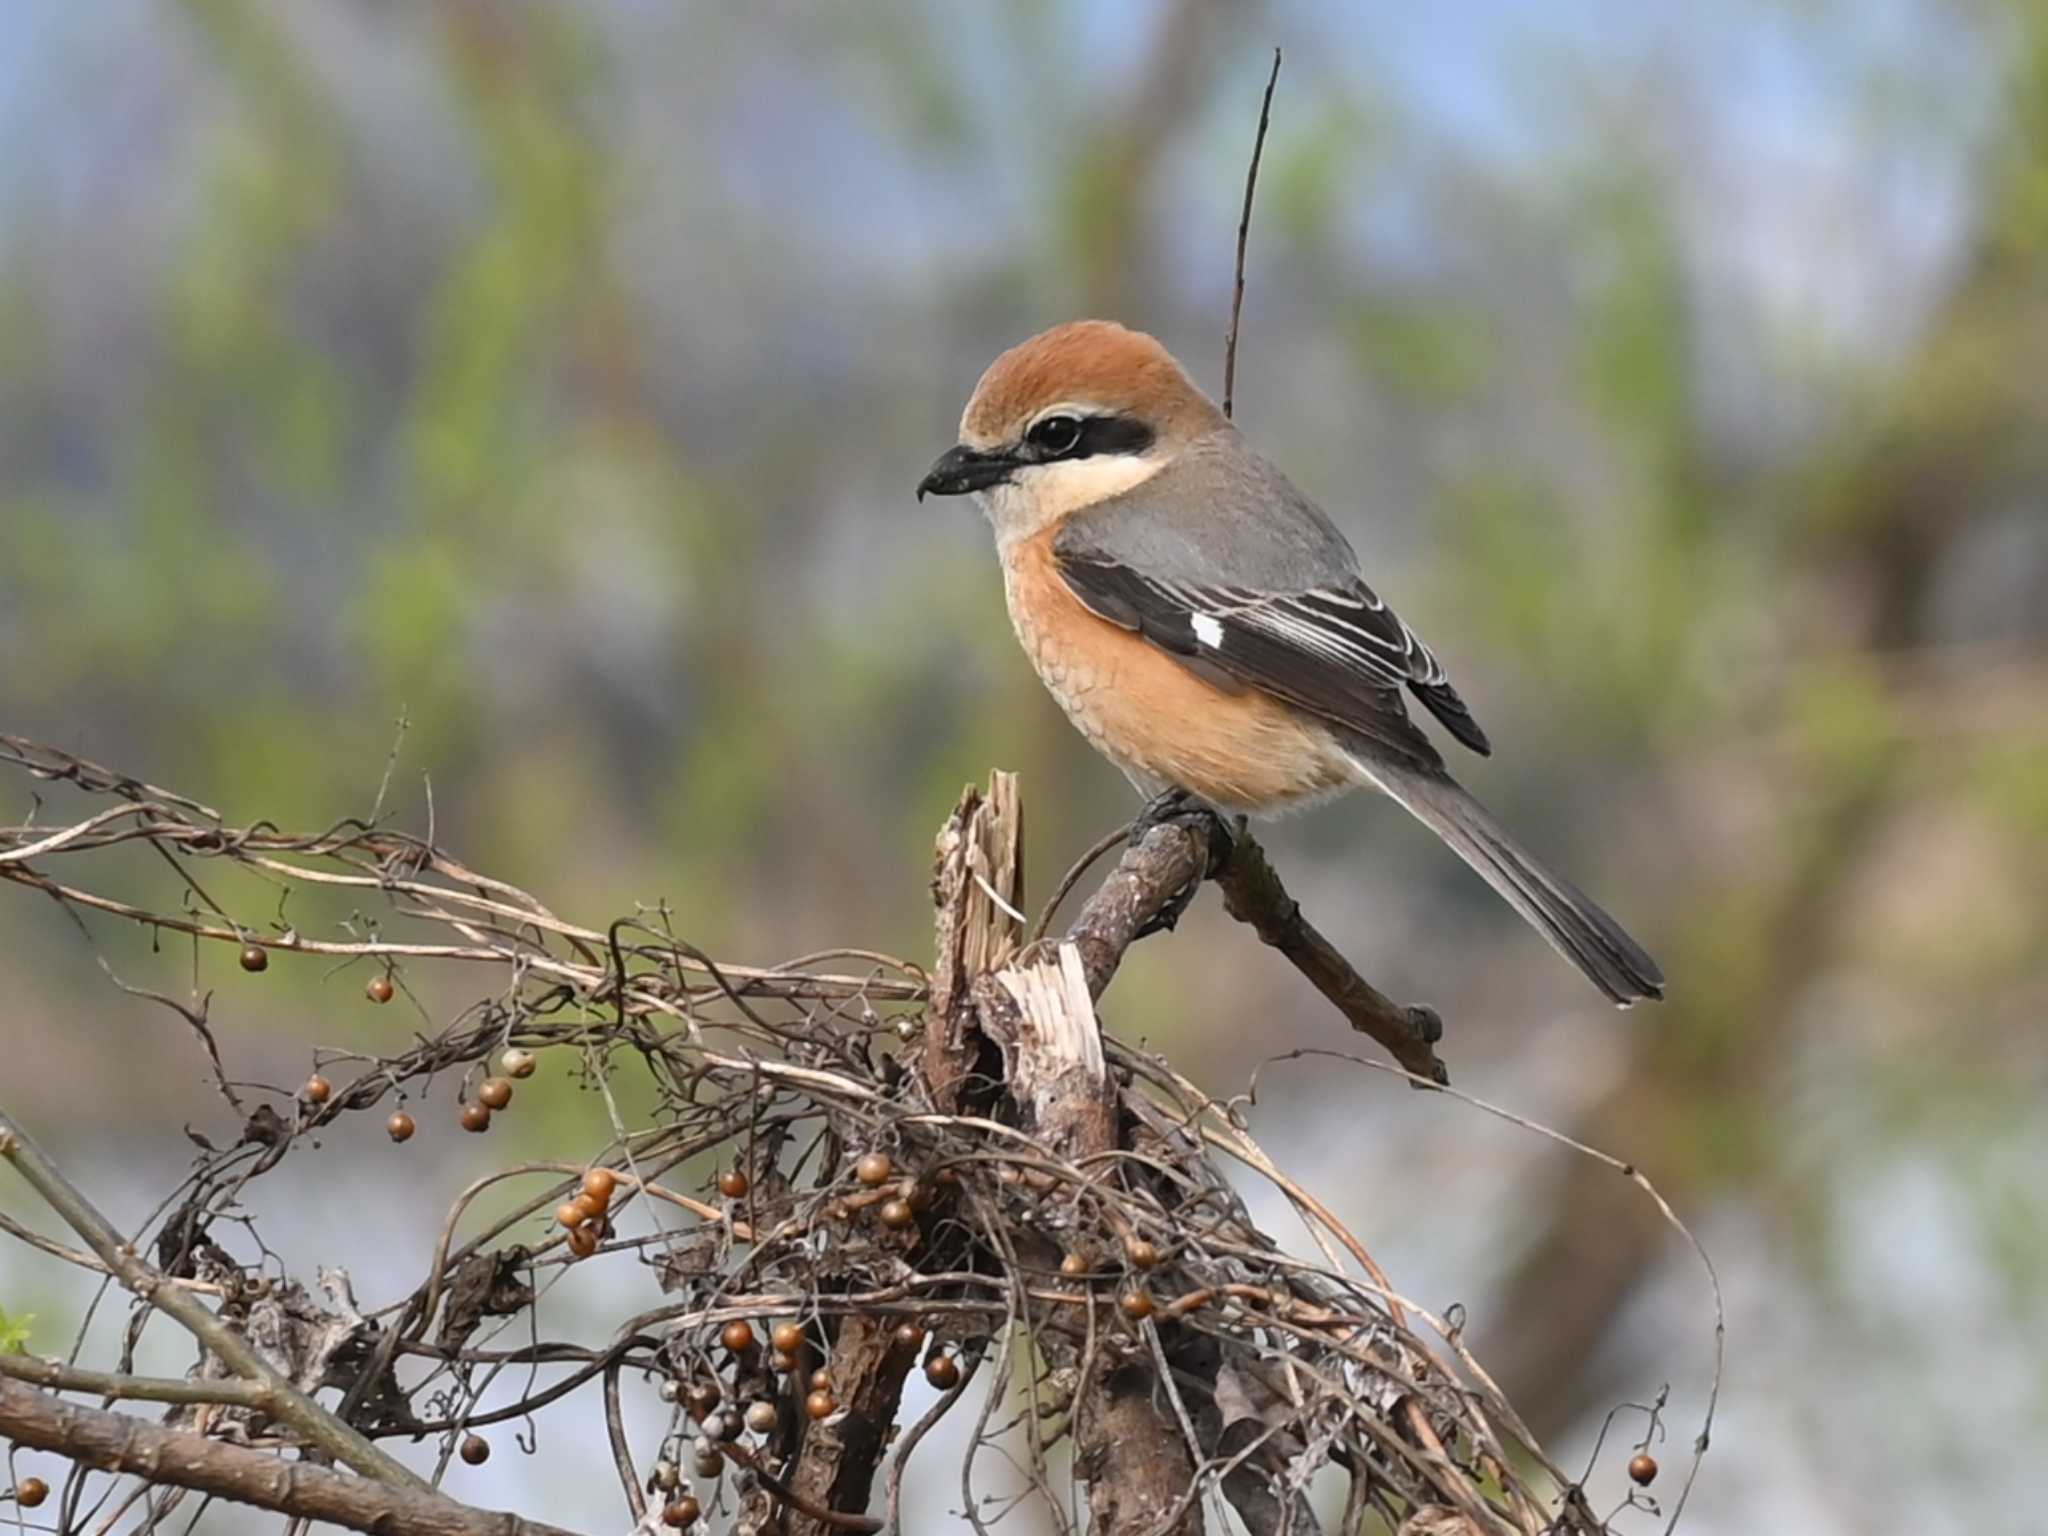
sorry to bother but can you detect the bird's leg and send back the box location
[1126,788,1237,937]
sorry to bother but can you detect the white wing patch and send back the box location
[1190,613,1225,649]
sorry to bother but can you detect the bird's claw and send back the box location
[1127,789,1238,938]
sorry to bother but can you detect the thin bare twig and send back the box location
[1222,47,1282,422]
[0,1105,431,1493]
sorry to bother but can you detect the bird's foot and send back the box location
[1127,789,1238,938]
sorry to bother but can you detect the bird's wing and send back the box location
[1053,433,1492,761]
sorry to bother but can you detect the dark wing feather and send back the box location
[1055,553,1492,768]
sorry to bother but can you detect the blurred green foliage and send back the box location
[1,2,2045,1529]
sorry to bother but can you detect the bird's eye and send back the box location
[1027,415,1083,456]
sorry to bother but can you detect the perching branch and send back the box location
[1214,833,1448,1084]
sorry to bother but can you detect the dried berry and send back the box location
[582,1168,618,1209]
[1628,1453,1658,1487]
[1059,1252,1088,1278]
[691,1449,724,1479]
[878,1197,915,1229]
[806,1389,836,1420]
[15,1477,49,1509]
[1125,1238,1161,1270]
[557,1202,589,1231]
[892,1322,924,1352]
[683,1381,721,1419]
[460,1104,491,1134]
[476,1077,512,1110]
[653,1458,680,1493]
[809,1367,832,1391]
[366,974,395,1004]
[720,1319,756,1355]
[770,1321,804,1355]
[718,1168,749,1199]
[459,1434,489,1465]
[238,944,268,973]
[566,1224,599,1259]
[923,1354,961,1390]
[302,1074,331,1105]
[1119,1289,1155,1321]
[385,1111,415,1143]
[744,1399,778,1433]
[662,1496,702,1528]
[500,1047,536,1078]
[854,1151,894,1186]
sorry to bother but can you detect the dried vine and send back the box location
[0,737,1705,1536]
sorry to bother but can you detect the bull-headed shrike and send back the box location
[919,319,1663,1006]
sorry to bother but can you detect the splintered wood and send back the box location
[926,773,1024,1109]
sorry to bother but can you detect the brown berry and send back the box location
[720,1319,755,1354]
[460,1104,491,1133]
[459,1433,489,1465]
[683,1380,720,1417]
[557,1201,589,1231]
[854,1151,893,1186]
[653,1458,680,1492]
[809,1367,832,1391]
[582,1168,618,1209]
[744,1399,777,1433]
[366,974,395,1004]
[1125,1237,1161,1270]
[892,1322,924,1352]
[718,1168,749,1199]
[878,1197,915,1229]
[500,1047,536,1078]
[566,1224,599,1258]
[1060,1252,1088,1278]
[806,1389,836,1420]
[770,1321,804,1355]
[386,1111,415,1143]
[239,944,268,972]
[16,1477,49,1509]
[770,1349,797,1374]
[1628,1453,1658,1486]
[476,1077,512,1110]
[302,1074,331,1105]
[690,1450,724,1479]
[662,1496,702,1528]
[1119,1289,1155,1321]
[923,1354,960,1390]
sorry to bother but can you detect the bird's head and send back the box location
[918,320,1226,544]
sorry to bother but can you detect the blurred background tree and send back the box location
[2,2,2044,1531]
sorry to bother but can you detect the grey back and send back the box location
[1054,426,1362,592]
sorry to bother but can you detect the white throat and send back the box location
[978,453,1167,551]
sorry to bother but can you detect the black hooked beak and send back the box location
[917,443,1019,501]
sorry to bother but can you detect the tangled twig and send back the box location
[0,742,1710,1536]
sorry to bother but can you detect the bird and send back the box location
[918,319,1663,1006]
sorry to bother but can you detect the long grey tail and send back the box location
[1354,759,1665,1006]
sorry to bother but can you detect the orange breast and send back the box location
[1000,529,1356,812]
